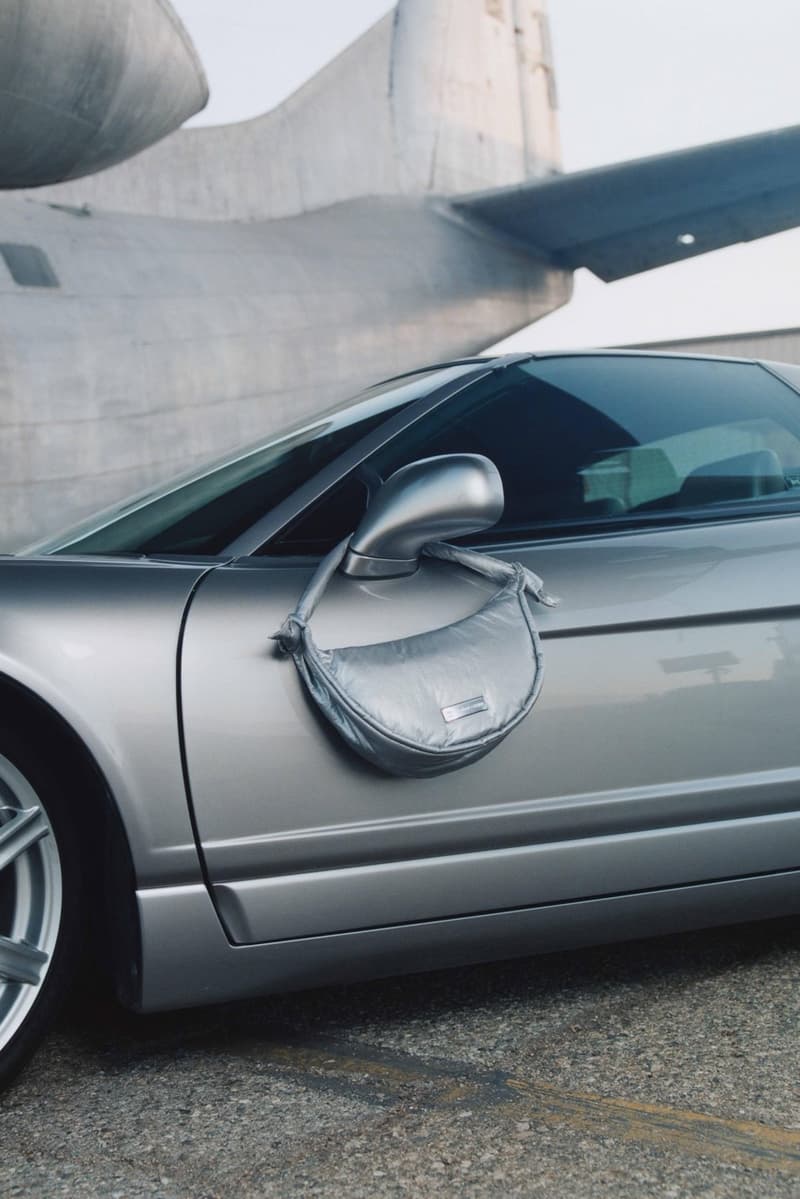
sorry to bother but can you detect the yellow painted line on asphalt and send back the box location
[503,1078,800,1174]
[262,1040,800,1175]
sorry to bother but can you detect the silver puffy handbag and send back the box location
[273,536,557,778]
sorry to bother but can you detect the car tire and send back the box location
[0,728,83,1091]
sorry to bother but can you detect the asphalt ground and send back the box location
[1,916,799,1199]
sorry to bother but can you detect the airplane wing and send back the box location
[453,124,800,282]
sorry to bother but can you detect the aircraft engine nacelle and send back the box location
[0,0,208,189]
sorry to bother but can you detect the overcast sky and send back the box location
[170,0,800,350]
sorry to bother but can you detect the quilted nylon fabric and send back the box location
[273,538,555,778]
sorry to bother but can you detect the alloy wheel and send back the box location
[0,754,62,1058]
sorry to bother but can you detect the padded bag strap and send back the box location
[423,541,559,608]
[272,536,351,653]
[273,537,558,654]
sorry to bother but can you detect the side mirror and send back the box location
[342,454,504,579]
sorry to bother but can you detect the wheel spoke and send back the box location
[0,935,48,986]
[0,805,48,874]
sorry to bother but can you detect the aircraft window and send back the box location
[0,244,59,288]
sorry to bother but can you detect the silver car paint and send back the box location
[180,512,800,954]
[2,352,800,1012]
[0,556,209,886]
[342,453,505,577]
[135,871,800,1012]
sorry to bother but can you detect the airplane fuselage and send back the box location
[0,194,569,548]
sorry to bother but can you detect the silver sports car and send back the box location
[3,350,800,1086]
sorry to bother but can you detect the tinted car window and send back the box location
[271,356,800,554]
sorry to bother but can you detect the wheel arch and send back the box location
[0,671,141,1004]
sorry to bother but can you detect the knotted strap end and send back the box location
[271,616,306,655]
[522,568,560,608]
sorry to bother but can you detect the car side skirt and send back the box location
[132,868,800,1013]
[209,809,800,945]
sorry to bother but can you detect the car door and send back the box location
[180,354,800,944]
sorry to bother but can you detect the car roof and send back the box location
[372,348,773,390]
[529,347,765,365]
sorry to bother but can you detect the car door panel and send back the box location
[180,514,800,943]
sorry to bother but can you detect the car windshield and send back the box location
[25,364,479,556]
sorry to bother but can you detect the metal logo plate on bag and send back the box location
[441,695,488,723]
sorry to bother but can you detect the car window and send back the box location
[269,356,800,554]
[29,364,477,556]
